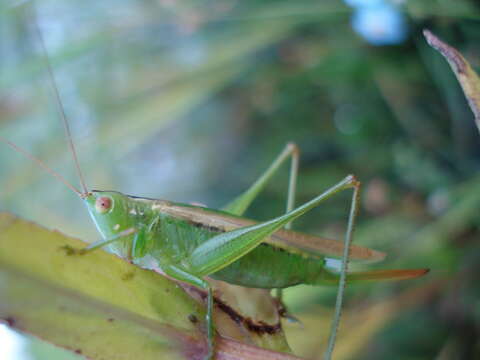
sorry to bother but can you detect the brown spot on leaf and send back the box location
[122,271,135,281]
[183,283,283,335]
[59,245,86,256]
[3,317,15,327]
[215,299,282,335]
[188,314,198,324]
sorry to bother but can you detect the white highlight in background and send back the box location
[0,325,29,360]
[325,258,343,272]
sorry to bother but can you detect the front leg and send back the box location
[61,228,137,256]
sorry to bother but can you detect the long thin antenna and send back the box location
[0,136,82,196]
[32,8,89,195]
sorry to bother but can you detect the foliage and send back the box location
[1,0,480,359]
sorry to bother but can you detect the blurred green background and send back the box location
[1,0,480,359]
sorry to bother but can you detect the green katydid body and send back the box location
[84,190,421,289]
[86,190,343,288]
[87,190,328,288]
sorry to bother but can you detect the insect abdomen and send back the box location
[153,213,326,289]
[210,243,326,289]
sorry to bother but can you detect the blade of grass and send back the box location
[424,30,480,133]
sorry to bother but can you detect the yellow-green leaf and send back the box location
[0,212,301,360]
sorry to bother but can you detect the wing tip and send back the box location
[350,247,386,262]
[390,268,430,281]
[347,268,430,282]
[370,249,387,262]
[379,268,430,281]
[409,268,430,278]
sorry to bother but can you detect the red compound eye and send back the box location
[95,196,112,214]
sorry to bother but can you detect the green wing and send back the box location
[154,201,385,262]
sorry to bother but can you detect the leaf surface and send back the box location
[0,212,301,360]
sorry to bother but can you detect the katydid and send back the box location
[0,17,429,360]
